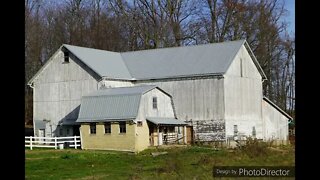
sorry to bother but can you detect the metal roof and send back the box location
[122,40,245,79]
[76,85,158,123]
[29,39,266,85]
[263,97,293,120]
[63,44,132,79]
[146,117,187,126]
[61,40,247,80]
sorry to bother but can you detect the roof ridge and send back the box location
[63,39,246,54]
[63,44,121,54]
[119,53,133,78]
[120,39,246,54]
[99,84,157,90]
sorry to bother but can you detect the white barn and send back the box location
[28,39,292,144]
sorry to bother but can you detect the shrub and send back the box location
[241,137,269,158]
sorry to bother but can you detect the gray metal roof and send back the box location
[76,85,158,123]
[146,117,187,126]
[29,39,267,85]
[62,40,247,80]
[122,40,245,79]
[63,44,132,79]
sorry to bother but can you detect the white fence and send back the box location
[25,136,81,150]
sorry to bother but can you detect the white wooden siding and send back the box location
[135,78,225,141]
[136,88,175,120]
[99,80,133,89]
[262,100,289,140]
[33,50,98,136]
[224,45,263,139]
[136,78,225,121]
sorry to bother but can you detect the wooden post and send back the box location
[54,137,57,149]
[30,136,33,150]
[74,136,77,149]
[157,126,160,146]
[183,126,187,144]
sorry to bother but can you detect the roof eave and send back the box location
[27,44,65,86]
[62,45,103,79]
[244,41,268,81]
[76,117,136,123]
[263,96,293,120]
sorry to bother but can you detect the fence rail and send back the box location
[25,136,81,150]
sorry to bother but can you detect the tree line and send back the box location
[25,0,295,125]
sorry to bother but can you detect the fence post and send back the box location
[30,136,33,150]
[74,136,77,149]
[54,137,57,149]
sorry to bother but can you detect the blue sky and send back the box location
[284,0,295,35]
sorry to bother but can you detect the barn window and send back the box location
[152,97,157,109]
[63,51,69,63]
[119,122,126,133]
[90,123,96,134]
[137,121,143,127]
[104,122,111,134]
[234,125,238,136]
[66,128,70,135]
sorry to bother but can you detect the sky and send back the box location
[284,0,295,35]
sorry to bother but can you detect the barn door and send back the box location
[186,126,193,144]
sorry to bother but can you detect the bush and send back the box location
[241,137,269,158]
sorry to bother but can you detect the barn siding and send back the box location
[136,88,175,120]
[224,45,263,139]
[135,78,225,141]
[33,50,98,136]
[262,100,289,141]
[99,80,133,89]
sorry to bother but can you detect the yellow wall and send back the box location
[135,119,150,151]
[80,121,136,152]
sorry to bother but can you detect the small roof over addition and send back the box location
[263,96,293,120]
[146,117,187,126]
[76,85,164,123]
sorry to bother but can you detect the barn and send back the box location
[28,39,292,151]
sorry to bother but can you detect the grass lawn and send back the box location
[25,145,295,180]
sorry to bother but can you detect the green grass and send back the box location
[25,145,295,180]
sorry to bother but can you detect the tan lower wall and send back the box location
[80,122,136,152]
[135,120,150,152]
